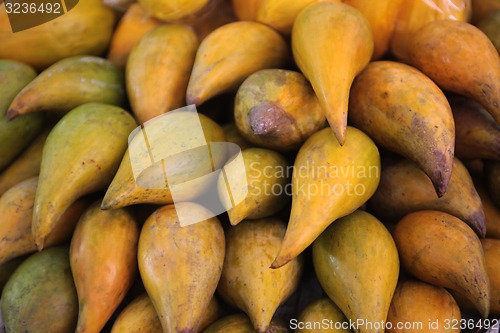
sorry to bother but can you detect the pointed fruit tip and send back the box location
[270,255,289,269]
[470,210,487,238]
[330,124,346,146]
[6,109,18,121]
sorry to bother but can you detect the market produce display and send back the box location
[1,0,500,333]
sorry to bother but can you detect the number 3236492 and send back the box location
[5,2,61,14]
[444,318,499,330]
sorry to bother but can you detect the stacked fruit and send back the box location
[0,0,500,332]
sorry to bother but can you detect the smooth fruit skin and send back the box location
[217,219,302,332]
[292,1,373,145]
[234,69,325,151]
[392,210,490,318]
[218,148,290,226]
[313,210,399,333]
[138,203,225,333]
[481,238,500,315]
[0,129,49,195]
[1,247,78,333]
[127,25,199,124]
[370,158,486,237]
[203,314,256,333]
[70,201,139,333]
[139,0,209,21]
[387,280,461,333]
[408,19,500,125]
[7,56,126,119]
[0,60,42,171]
[349,61,455,197]
[271,126,380,268]
[450,96,500,161]
[0,177,89,265]
[32,103,137,250]
[297,298,353,333]
[186,21,288,105]
[0,0,116,70]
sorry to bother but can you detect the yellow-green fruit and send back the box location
[0,0,116,70]
[70,202,139,333]
[292,1,373,145]
[8,56,126,119]
[218,148,290,226]
[203,314,289,333]
[187,21,288,105]
[393,210,490,318]
[217,219,302,333]
[234,69,325,151]
[272,126,380,268]
[313,210,399,333]
[102,110,226,209]
[0,129,49,195]
[138,203,225,333]
[1,247,78,333]
[32,103,136,250]
[387,280,461,333]
[297,298,353,333]
[349,60,455,197]
[0,60,41,171]
[139,0,209,21]
[126,25,199,124]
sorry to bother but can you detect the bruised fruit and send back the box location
[392,210,490,318]
[218,219,302,332]
[349,61,455,197]
[8,56,126,119]
[138,203,225,333]
[127,25,199,124]
[234,69,325,151]
[33,103,136,250]
[70,202,139,333]
[408,19,500,125]
[217,148,290,225]
[187,21,288,105]
[272,126,380,268]
[370,158,486,237]
[292,1,373,145]
[1,247,78,333]
[313,210,399,333]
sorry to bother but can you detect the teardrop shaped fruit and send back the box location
[107,3,163,68]
[297,298,353,333]
[477,10,500,54]
[450,96,500,160]
[7,56,126,120]
[271,126,380,268]
[0,60,42,171]
[485,160,500,207]
[343,0,403,60]
[1,247,78,333]
[292,1,373,145]
[127,25,199,124]
[218,219,302,332]
[0,177,89,265]
[349,60,455,197]
[111,293,220,333]
[370,158,486,237]
[138,203,225,333]
[408,19,500,125]
[392,210,490,318]
[391,0,471,61]
[0,0,116,70]
[313,210,399,333]
[234,69,325,151]
[186,21,288,105]
[0,129,49,195]
[33,103,137,250]
[70,201,139,333]
[218,148,290,226]
[481,238,500,315]
[102,110,226,209]
[255,0,341,34]
[139,0,209,21]
[387,280,461,333]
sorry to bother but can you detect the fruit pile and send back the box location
[0,0,500,332]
